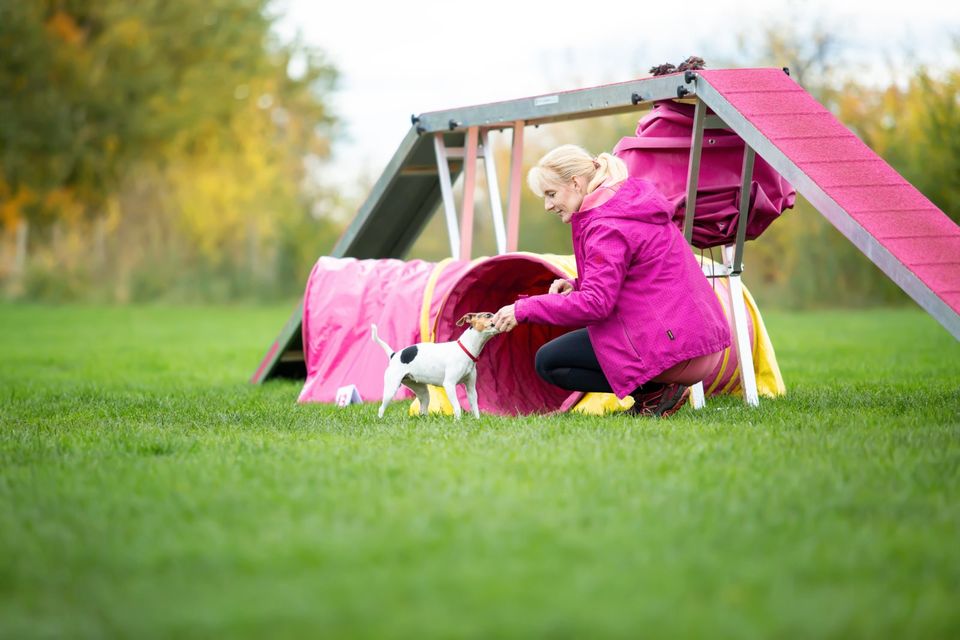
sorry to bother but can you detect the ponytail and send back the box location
[527,144,628,197]
[588,152,628,193]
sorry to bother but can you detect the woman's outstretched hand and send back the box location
[493,305,517,333]
[549,279,574,295]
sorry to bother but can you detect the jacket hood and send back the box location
[573,177,674,230]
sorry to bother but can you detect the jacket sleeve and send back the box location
[516,224,630,326]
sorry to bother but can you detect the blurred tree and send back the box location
[0,0,341,300]
[835,53,960,223]
[723,20,952,307]
[733,15,842,93]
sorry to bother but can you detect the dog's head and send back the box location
[457,312,498,334]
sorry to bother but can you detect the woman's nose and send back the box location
[544,198,553,211]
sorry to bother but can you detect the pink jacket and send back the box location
[514,177,731,397]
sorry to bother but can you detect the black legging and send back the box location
[534,329,663,395]
[535,328,649,394]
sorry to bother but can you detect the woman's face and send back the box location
[542,176,586,224]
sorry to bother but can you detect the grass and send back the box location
[1,302,958,639]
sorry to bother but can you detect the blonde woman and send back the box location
[492,145,730,416]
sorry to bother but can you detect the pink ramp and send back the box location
[694,68,960,338]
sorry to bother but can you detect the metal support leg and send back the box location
[728,146,759,407]
[685,99,707,409]
[481,129,507,254]
[691,382,706,409]
[459,127,479,260]
[683,99,707,243]
[727,267,759,406]
[433,133,461,260]
[506,120,524,252]
[733,148,755,273]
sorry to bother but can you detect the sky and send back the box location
[273,0,959,193]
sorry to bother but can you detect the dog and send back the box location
[371,313,500,419]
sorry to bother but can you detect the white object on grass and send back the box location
[335,384,362,407]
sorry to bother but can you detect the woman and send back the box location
[492,145,731,417]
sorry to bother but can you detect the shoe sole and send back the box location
[654,386,691,418]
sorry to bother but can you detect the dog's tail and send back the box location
[370,324,394,359]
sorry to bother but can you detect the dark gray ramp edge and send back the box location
[251,128,465,382]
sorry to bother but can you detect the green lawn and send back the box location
[1,302,958,639]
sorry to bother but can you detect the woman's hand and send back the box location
[493,304,518,333]
[549,279,574,295]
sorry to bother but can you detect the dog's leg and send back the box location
[464,370,480,419]
[406,381,431,416]
[378,371,404,418]
[442,378,462,420]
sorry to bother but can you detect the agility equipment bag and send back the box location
[613,100,796,249]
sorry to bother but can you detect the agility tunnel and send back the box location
[298,252,784,415]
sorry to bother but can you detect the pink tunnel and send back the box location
[298,254,763,414]
[434,254,579,415]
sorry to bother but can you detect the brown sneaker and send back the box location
[628,383,690,418]
[653,384,690,417]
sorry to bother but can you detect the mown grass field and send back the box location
[1,302,958,639]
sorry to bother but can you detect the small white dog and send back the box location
[371,313,500,419]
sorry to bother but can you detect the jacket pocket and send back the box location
[616,312,644,366]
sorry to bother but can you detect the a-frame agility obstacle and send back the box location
[251,68,960,403]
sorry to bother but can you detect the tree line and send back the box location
[1,3,956,306]
[0,0,343,301]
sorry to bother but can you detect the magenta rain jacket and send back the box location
[514,177,732,398]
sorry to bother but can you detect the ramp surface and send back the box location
[695,68,959,338]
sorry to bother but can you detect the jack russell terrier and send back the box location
[371,313,500,419]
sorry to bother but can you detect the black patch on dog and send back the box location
[400,345,418,364]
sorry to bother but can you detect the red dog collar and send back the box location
[456,339,479,363]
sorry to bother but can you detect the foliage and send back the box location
[1,6,957,307]
[0,0,342,301]
[1,302,959,637]
[835,59,960,224]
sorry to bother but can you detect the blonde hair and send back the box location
[527,144,628,198]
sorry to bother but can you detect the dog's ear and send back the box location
[456,313,474,327]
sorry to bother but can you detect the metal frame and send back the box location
[433,133,461,258]
[481,129,508,254]
[433,127,510,259]
[730,147,760,406]
[506,121,525,252]
[251,72,757,386]
[252,68,958,390]
[419,75,704,261]
[414,75,698,133]
[683,100,707,243]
